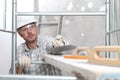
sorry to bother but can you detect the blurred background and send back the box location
[0,0,120,74]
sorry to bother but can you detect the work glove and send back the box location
[52,35,67,47]
[18,55,31,67]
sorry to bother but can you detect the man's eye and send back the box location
[21,29,27,32]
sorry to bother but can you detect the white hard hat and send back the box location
[17,16,37,30]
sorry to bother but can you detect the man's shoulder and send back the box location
[38,35,53,41]
[38,36,54,47]
[17,42,26,49]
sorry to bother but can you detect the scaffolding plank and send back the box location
[44,54,120,80]
[0,75,77,80]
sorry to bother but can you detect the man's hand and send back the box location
[18,55,31,67]
[52,35,65,47]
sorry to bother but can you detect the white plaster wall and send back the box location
[0,0,12,74]
[0,32,11,74]
[0,0,34,74]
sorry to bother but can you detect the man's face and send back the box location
[18,23,38,43]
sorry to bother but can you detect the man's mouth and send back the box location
[28,34,34,39]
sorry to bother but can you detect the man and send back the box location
[11,16,69,75]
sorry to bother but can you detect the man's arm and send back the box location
[16,66,23,74]
[16,55,31,74]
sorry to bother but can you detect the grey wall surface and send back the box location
[38,0,106,47]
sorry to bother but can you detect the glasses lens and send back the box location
[18,24,36,34]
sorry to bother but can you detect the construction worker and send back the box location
[10,16,69,75]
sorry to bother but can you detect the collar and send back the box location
[24,37,39,52]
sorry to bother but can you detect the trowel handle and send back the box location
[89,46,120,67]
[94,46,120,59]
[72,47,91,56]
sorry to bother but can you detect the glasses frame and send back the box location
[18,23,36,34]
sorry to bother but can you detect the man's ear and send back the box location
[36,26,39,33]
[18,32,23,37]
